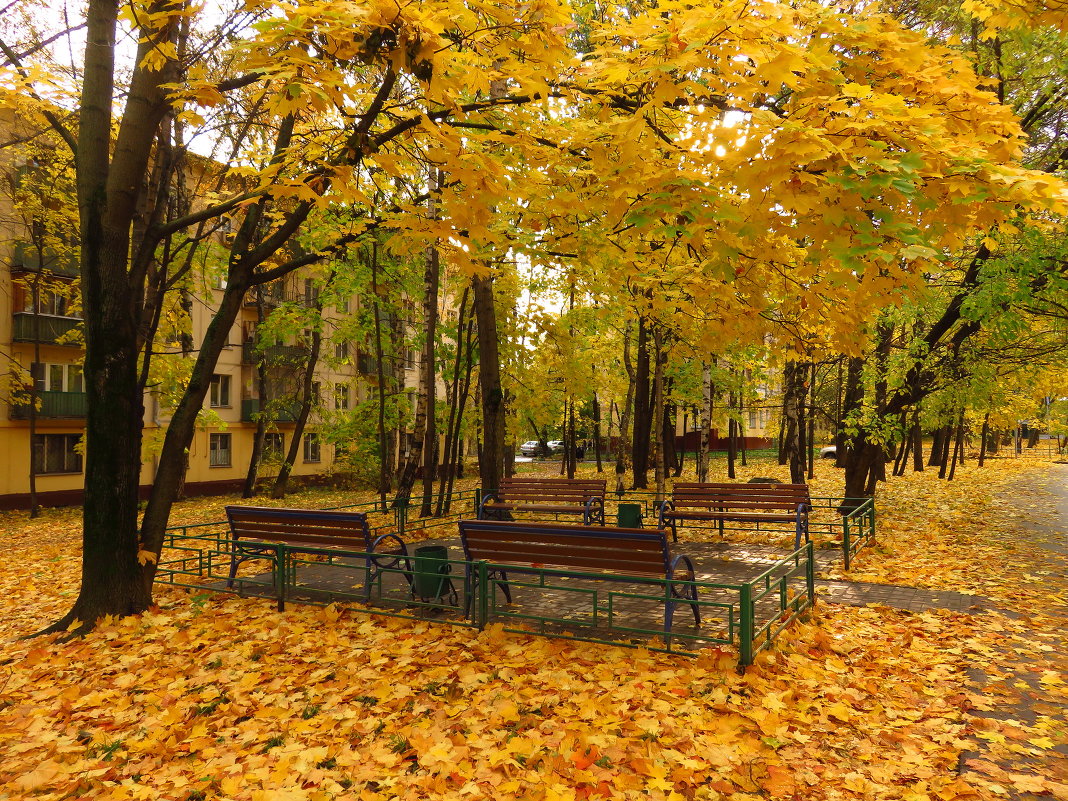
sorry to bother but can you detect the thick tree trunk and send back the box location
[781,361,807,483]
[47,1,177,632]
[473,271,505,494]
[929,427,946,467]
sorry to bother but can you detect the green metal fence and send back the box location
[155,522,816,667]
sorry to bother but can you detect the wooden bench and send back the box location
[657,483,811,549]
[225,506,409,608]
[478,477,607,525]
[457,519,700,637]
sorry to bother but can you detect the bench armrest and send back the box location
[370,531,409,567]
[478,491,501,520]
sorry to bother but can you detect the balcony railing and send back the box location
[10,390,87,419]
[12,313,83,345]
[10,241,80,278]
[241,398,298,422]
[240,341,309,365]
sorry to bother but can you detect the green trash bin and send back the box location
[616,503,643,528]
[413,545,455,603]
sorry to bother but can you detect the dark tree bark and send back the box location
[615,322,634,495]
[242,292,268,498]
[473,270,505,494]
[631,316,651,489]
[911,411,924,472]
[781,361,807,484]
[978,411,991,467]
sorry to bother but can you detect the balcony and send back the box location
[240,341,309,365]
[243,282,304,308]
[10,241,80,278]
[13,313,83,345]
[10,391,87,419]
[241,398,298,422]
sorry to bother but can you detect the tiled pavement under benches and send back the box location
[219,533,994,647]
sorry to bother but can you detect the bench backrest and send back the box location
[671,482,810,510]
[496,477,607,502]
[459,519,668,576]
[225,506,372,549]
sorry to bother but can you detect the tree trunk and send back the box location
[271,325,322,499]
[473,270,506,495]
[911,411,924,472]
[439,295,474,515]
[592,386,604,473]
[698,365,714,483]
[631,316,651,489]
[420,214,441,518]
[650,327,667,504]
[47,1,176,632]
[242,291,268,498]
[929,427,946,467]
[978,411,991,467]
[615,322,634,496]
[781,361,807,483]
[947,409,965,480]
[371,243,392,510]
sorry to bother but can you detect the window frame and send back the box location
[303,433,321,463]
[209,432,232,467]
[32,433,83,474]
[209,374,231,408]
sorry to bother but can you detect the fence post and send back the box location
[806,541,815,608]
[843,515,851,571]
[275,545,288,612]
[477,560,489,630]
[739,582,754,668]
[474,486,481,516]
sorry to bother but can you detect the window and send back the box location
[263,433,284,460]
[33,363,83,392]
[209,374,231,407]
[33,434,82,474]
[304,278,320,305]
[310,382,321,403]
[336,296,350,314]
[303,433,321,463]
[335,383,350,410]
[335,341,349,361]
[19,286,73,317]
[209,433,232,467]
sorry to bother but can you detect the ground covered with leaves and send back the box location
[0,457,1065,800]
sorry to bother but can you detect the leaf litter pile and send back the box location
[0,459,1065,800]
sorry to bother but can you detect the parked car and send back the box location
[546,440,565,454]
[820,445,837,459]
[520,440,546,457]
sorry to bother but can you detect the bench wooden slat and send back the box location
[225,506,410,609]
[479,478,607,525]
[659,482,811,547]
[458,519,699,636]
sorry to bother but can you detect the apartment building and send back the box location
[0,119,428,510]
